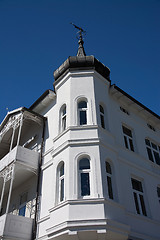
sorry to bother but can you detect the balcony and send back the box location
[0,145,39,173]
[0,213,33,240]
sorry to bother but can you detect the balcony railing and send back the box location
[0,213,33,239]
[0,146,39,172]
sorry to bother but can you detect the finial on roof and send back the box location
[70,23,86,57]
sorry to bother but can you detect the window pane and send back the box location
[106,162,112,174]
[99,105,104,114]
[131,179,143,192]
[124,136,128,149]
[133,192,140,214]
[62,107,66,115]
[139,194,147,216]
[145,139,150,146]
[62,116,66,131]
[100,115,105,129]
[79,158,90,170]
[146,147,154,162]
[154,151,160,165]
[81,173,90,196]
[157,187,160,197]
[19,205,26,216]
[60,164,64,176]
[129,138,134,152]
[80,110,87,125]
[151,142,157,150]
[78,101,87,109]
[122,126,132,137]
[107,176,113,199]
[60,178,64,202]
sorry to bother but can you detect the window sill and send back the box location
[104,197,125,210]
[119,145,160,173]
[49,197,124,213]
[78,195,92,200]
[119,144,139,158]
[53,125,99,143]
[98,125,114,135]
[149,160,160,169]
[120,144,160,171]
[126,211,160,225]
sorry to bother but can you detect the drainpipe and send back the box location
[32,118,46,240]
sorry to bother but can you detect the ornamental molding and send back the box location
[0,113,22,140]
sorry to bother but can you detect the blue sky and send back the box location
[0,0,160,123]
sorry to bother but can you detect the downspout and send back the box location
[32,117,46,240]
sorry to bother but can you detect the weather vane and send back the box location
[70,23,86,40]
[70,23,86,57]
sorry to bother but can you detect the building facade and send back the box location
[0,38,160,240]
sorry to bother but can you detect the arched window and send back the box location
[78,100,87,125]
[79,158,90,196]
[106,161,113,199]
[99,105,105,129]
[57,162,64,202]
[60,105,66,132]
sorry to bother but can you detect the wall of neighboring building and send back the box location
[105,91,160,238]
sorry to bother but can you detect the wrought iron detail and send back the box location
[0,163,14,182]
[0,113,22,140]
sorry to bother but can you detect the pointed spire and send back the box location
[77,33,86,57]
[71,23,86,57]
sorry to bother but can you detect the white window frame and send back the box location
[145,139,160,165]
[60,105,66,132]
[78,100,88,126]
[99,104,105,129]
[57,162,65,203]
[131,178,147,216]
[105,161,113,199]
[122,125,134,152]
[79,158,91,198]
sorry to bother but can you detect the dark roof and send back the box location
[29,89,55,110]
[53,55,110,82]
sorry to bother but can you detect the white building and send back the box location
[0,34,160,240]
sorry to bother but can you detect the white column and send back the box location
[9,126,15,152]
[0,177,6,213]
[16,114,23,147]
[5,165,15,215]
